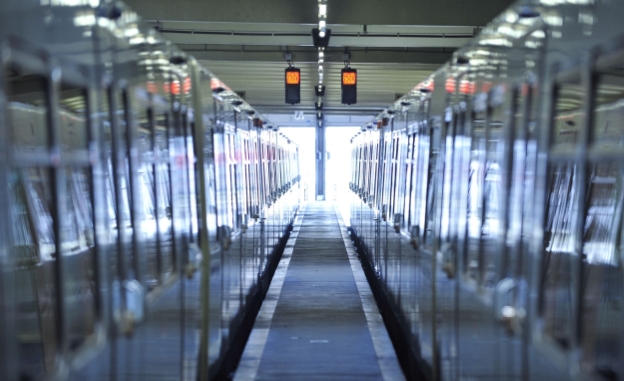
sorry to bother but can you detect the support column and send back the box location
[315,115,325,200]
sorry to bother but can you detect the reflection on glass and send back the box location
[542,76,584,349]
[552,79,583,148]
[543,66,624,379]
[579,62,624,377]
[7,70,96,379]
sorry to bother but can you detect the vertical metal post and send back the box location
[184,108,196,241]
[148,105,163,282]
[431,108,447,381]
[189,60,211,381]
[48,62,69,370]
[0,44,17,381]
[123,89,144,285]
[87,82,110,334]
[570,58,595,373]
[316,115,325,200]
[108,84,128,289]
[170,106,180,268]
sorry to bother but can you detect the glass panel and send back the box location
[579,163,621,376]
[7,67,96,379]
[552,78,583,148]
[542,162,578,348]
[579,61,624,378]
[592,64,624,148]
[480,104,503,291]
[156,113,174,276]
[465,108,486,283]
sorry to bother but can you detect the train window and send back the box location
[592,62,624,148]
[507,85,532,279]
[447,103,469,254]
[541,74,586,350]
[480,100,503,291]
[371,138,379,205]
[403,134,415,229]
[141,106,175,287]
[242,134,251,218]
[465,105,487,283]
[57,86,96,350]
[157,113,174,276]
[390,135,400,216]
[7,63,98,378]
[379,138,388,212]
[541,160,577,349]
[413,120,429,243]
[8,71,48,153]
[254,134,262,208]
[578,58,624,378]
[227,132,237,227]
[464,91,504,291]
[552,77,583,148]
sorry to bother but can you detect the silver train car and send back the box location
[348,1,624,380]
[0,1,300,380]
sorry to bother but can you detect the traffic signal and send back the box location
[341,68,357,105]
[285,67,301,104]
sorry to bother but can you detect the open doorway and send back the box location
[325,126,360,204]
[280,127,316,202]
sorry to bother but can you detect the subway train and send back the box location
[0,2,300,381]
[349,1,624,380]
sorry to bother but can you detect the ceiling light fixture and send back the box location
[315,0,328,128]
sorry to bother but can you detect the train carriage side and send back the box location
[0,2,300,380]
[348,1,624,380]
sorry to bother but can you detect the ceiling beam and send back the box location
[190,47,453,65]
[150,21,475,49]
[162,32,469,49]
[147,21,478,35]
[126,0,515,27]
[257,105,384,116]
[265,113,375,127]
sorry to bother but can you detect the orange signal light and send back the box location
[342,71,357,85]
[286,70,300,85]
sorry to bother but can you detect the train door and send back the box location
[211,96,235,361]
[170,63,203,381]
[222,118,240,346]
[248,125,263,281]
[387,124,408,305]
[238,127,254,307]
[139,85,178,291]
[398,113,421,378]
[188,70,221,378]
[533,48,624,381]
[376,127,392,277]
[1,40,108,380]
[456,75,508,381]
[435,74,470,381]
[406,94,435,377]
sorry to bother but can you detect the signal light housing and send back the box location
[285,67,301,104]
[341,68,357,105]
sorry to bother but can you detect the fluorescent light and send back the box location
[319,3,327,16]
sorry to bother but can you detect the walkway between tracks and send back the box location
[234,202,404,381]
